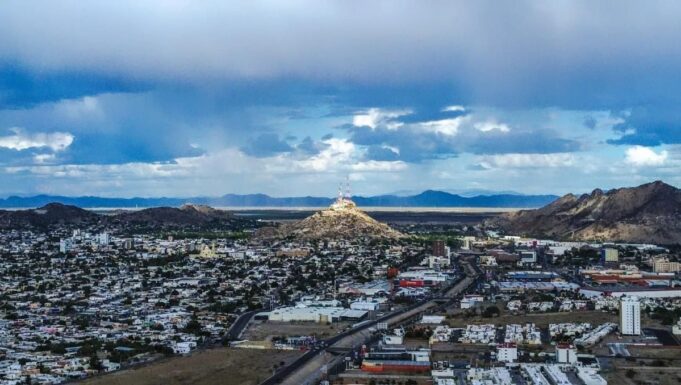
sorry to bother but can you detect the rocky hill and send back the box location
[111,204,236,226]
[0,203,101,228]
[257,203,404,241]
[0,203,251,229]
[487,181,681,244]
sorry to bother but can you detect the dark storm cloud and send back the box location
[1,1,681,110]
[608,106,681,146]
[296,136,329,156]
[583,115,597,130]
[0,64,147,108]
[241,133,293,157]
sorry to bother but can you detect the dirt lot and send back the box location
[77,348,301,385]
[605,364,681,385]
[242,320,351,341]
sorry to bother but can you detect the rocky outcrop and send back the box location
[487,181,681,244]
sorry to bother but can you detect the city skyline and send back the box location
[2,1,681,197]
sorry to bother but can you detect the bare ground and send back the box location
[242,320,350,341]
[77,348,302,385]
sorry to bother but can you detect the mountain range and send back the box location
[0,191,558,209]
[488,180,681,244]
[0,203,252,229]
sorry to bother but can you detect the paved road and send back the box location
[227,310,259,340]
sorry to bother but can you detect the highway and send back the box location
[259,256,481,385]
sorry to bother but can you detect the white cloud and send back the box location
[292,138,356,172]
[442,105,466,112]
[351,160,407,172]
[419,116,469,136]
[624,145,668,167]
[474,120,510,133]
[352,108,411,130]
[33,154,56,164]
[478,153,575,169]
[0,128,74,152]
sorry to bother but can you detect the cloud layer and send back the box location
[0,1,681,196]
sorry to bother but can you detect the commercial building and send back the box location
[601,247,619,267]
[518,250,537,265]
[555,344,578,364]
[460,236,476,250]
[267,306,367,323]
[496,343,518,363]
[620,296,641,335]
[432,240,447,257]
[652,257,681,273]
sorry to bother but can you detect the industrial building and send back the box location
[266,306,368,323]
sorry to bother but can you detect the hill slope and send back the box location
[0,203,101,228]
[488,181,681,244]
[112,204,236,226]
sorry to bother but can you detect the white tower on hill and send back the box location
[330,178,356,210]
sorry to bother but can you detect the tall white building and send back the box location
[620,296,641,335]
[556,344,578,364]
[98,232,110,245]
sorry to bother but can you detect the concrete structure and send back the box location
[428,255,451,269]
[620,296,641,335]
[496,343,518,363]
[460,236,476,250]
[350,301,380,311]
[519,250,537,265]
[673,319,681,336]
[460,294,484,309]
[601,247,619,267]
[267,306,367,323]
[59,238,73,253]
[555,344,578,364]
[652,257,681,273]
[432,240,447,257]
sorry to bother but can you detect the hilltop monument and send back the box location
[256,179,404,241]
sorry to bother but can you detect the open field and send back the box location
[605,360,681,385]
[76,348,301,385]
[242,320,351,341]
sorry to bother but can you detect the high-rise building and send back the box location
[98,232,110,245]
[432,240,446,257]
[620,296,641,335]
[59,238,73,253]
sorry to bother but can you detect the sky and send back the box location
[1,1,681,198]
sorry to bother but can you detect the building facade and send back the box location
[620,296,641,335]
